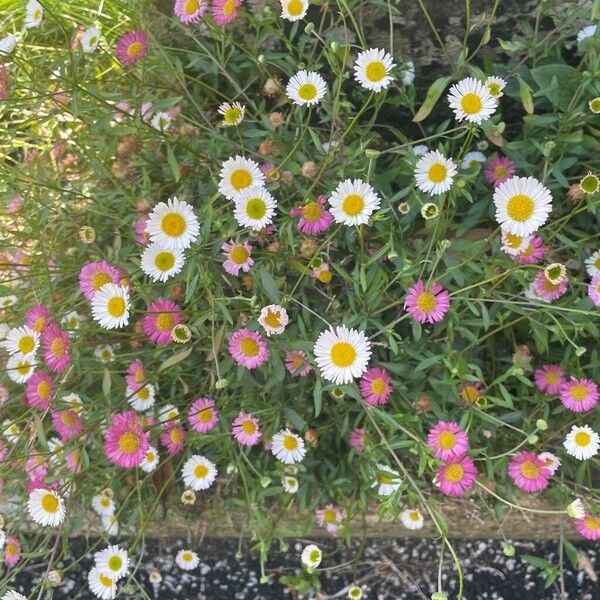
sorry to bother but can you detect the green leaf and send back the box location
[413,76,452,122]
[102,367,111,398]
[313,379,322,418]
[158,345,193,372]
[166,145,180,182]
[519,78,534,115]
[283,407,305,430]
[259,267,280,303]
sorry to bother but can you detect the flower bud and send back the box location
[528,434,539,445]
[304,22,314,34]
[503,543,515,557]
[536,419,548,431]
[365,148,380,160]
[215,378,229,390]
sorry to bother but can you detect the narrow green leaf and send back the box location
[166,145,180,182]
[413,76,452,122]
[259,267,280,303]
[102,367,111,398]
[158,345,193,372]
[519,78,534,115]
[313,379,322,418]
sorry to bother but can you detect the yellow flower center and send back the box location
[302,202,322,222]
[146,451,155,462]
[156,313,175,331]
[17,361,31,375]
[230,169,251,190]
[570,384,588,401]
[444,463,464,483]
[170,427,183,444]
[229,245,249,264]
[34,8,42,20]
[591,99,600,112]
[118,431,140,454]
[506,194,534,222]
[330,341,356,367]
[19,335,35,355]
[438,431,457,450]
[460,385,480,404]
[365,61,386,82]
[318,270,332,283]
[135,370,144,383]
[263,309,281,329]
[323,509,336,522]
[107,297,126,317]
[428,163,447,183]
[519,460,540,479]
[283,435,298,450]
[94,272,113,292]
[41,493,59,513]
[379,475,392,484]
[185,0,199,14]
[101,497,110,507]
[127,41,142,58]
[542,278,559,292]
[161,213,186,237]
[182,552,193,561]
[61,411,76,427]
[33,316,46,332]
[6,543,17,556]
[494,165,507,179]
[108,556,123,572]
[575,432,591,446]
[371,377,386,395]
[37,380,51,399]
[309,549,320,563]
[194,464,209,478]
[155,251,175,271]
[242,420,256,434]
[246,198,267,220]
[416,291,437,313]
[488,83,500,96]
[199,407,214,423]
[460,92,483,114]
[100,573,113,588]
[240,336,259,356]
[287,0,304,15]
[342,194,365,217]
[298,83,317,101]
[585,517,600,530]
[409,511,420,521]
[545,372,559,384]
[505,232,523,249]
[222,0,236,16]
[595,257,600,269]
[51,336,65,358]
[224,107,242,124]
[88,35,98,47]
[137,387,150,400]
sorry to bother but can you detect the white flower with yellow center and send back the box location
[146,196,199,251]
[63,392,83,413]
[25,0,44,28]
[414,150,457,196]
[233,187,277,230]
[218,155,265,200]
[181,455,217,490]
[140,244,185,282]
[175,549,200,570]
[62,311,83,332]
[447,77,496,124]
[87,567,117,600]
[485,75,507,99]
[301,544,322,569]
[461,151,486,170]
[94,344,116,363]
[0,294,17,308]
[564,425,599,460]
[328,178,382,226]
[400,508,424,530]
[127,383,156,411]
[139,445,159,473]
[493,176,552,236]
[218,101,246,126]
[347,585,363,599]
[282,475,299,493]
[353,48,395,92]
[271,429,306,464]
[94,545,130,581]
[313,325,371,385]
[0,35,16,56]
[150,111,172,132]
[585,250,600,277]
[258,304,289,336]
[286,70,327,107]
[91,283,130,329]
[92,494,115,517]
[158,404,179,423]
[500,231,531,256]
[81,27,101,53]
[280,0,308,21]
[2,590,27,600]
[2,419,20,443]
[6,354,36,383]
[28,488,65,527]
[372,463,402,496]
[3,325,40,357]
[102,515,119,537]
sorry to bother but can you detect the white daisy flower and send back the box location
[0,323,10,340]
[61,311,84,332]
[146,196,199,251]
[373,463,402,496]
[47,436,64,461]
[414,150,457,195]
[313,325,371,385]
[150,111,172,132]
[218,101,245,126]
[412,144,428,156]
[87,567,117,600]
[564,425,599,460]
[94,344,116,362]
[485,75,507,98]
[400,61,415,86]
[140,244,184,282]
[139,445,159,473]
[282,475,299,493]
[400,508,424,530]
[447,77,496,124]
[28,488,66,527]
[102,514,119,537]
[0,35,16,56]
[181,455,217,491]
[218,155,265,200]
[127,383,156,411]
[300,544,322,568]
[347,585,363,599]
[461,151,486,170]
[328,178,382,226]
[3,325,40,357]
[585,250,600,277]
[91,283,130,330]
[280,0,309,21]
[25,0,44,28]
[0,295,17,308]
[81,27,101,53]
[2,419,20,443]
[353,48,395,92]
[92,494,115,517]
[63,392,83,413]
[175,549,200,570]
[271,429,306,464]
[258,304,289,336]
[2,591,27,600]
[500,231,531,256]
[6,354,37,383]
[577,24,597,43]
[286,70,327,106]
[233,187,277,230]
[493,175,552,237]
[94,545,129,581]
[158,404,179,423]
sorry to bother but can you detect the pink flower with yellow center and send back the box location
[104,411,149,468]
[115,30,148,65]
[359,367,392,406]
[427,421,469,461]
[507,451,551,492]
[222,240,254,276]
[231,412,261,446]
[575,515,600,540]
[485,156,515,187]
[588,274,600,307]
[25,453,48,482]
[25,304,52,334]
[41,324,70,373]
[52,409,83,441]
[515,235,545,265]
[142,298,182,345]
[436,456,477,497]
[25,371,55,410]
[174,0,207,23]
[228,327,269,369]
[316,504,345,533]
[285,350,312,376]
[79,261,121,301]
[212,0,242,25]
[349,427,365,452]
[405,280,450,324]
[134,215,150,245]
[458,381,484,406]
[160,422,186,455]
[533,271,568,302]
[534,364,564,395]
[188,397,219,433]
[290,195,333,234]
[559,377,599,413]
[4,536,21,567]
[126,359,146,391]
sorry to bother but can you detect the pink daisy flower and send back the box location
[437,456,477,497]
[427,421,469,461]
[458,381,484,406]
[222,240,254,276]
[559,377,599,413]
[285,350,312,376]
[212,0,242,25]
[188,397,219,433]
[228,328,269,369]
[538,451,561,476]
[349,427,365,452]
[575,515,600,540]
[66,449,83,473]
[25,372,55,410]
[142,298,182,345]
[104,411,150,468]
[290,195,333,235]
[485,156,515,187]
[533,272,568,301]
[359,367,393,406]
[25,304,52,334]
[134,215,150,245]
[25,453,48,481]
[507,451,551,492]
[534,364,564,395]
[174,0,207,22]
[160,422,186,455]
[231,412,262,446]
[6,194,23,214]
[588,275,600,307]
[79,260,121,301]
[316,504,345,534]
[115,30,149,65]
[259,164,278,183]
[405,280,451,324]
[41,324,70,373]
[126,359,146,391]
[52,409,83,441]
[515,236,545,265]
[4,536,21,567]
